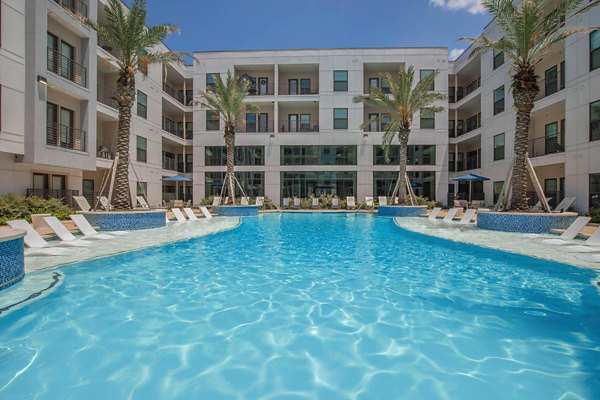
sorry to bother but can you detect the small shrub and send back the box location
[0,194,73,225]
[587,207,600,223]
[412,195,442,209]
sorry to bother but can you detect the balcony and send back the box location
[162,156,183,172]
[46,122,87,152]
[236,120,274,133]
[96,144,114,160]
[162,118,192,139]
[26,188,79,208]
[52,0,88,19]
[279,120,319,133]
[534,73,565,102]
[278,83,319,95]
[528,133,565,158]
[97,91,117,109]
[163,83,191,106]
[47,47,87,88]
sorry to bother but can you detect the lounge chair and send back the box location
[532,198,552,211]
[394,197,399,205]
[183,208,198,221]
[6,220,72,255]
[99,196,112,211]
[458,208,476,224]
[378,196,388,206]
[365,197,375,209]
[552,197,576,213]
[428,207,442,220]
[211,197,221,207]
[282,197,290,209]
[346,196,357,210]
[136,196,150,209]
[442,208,460,222]
[224,197,230,205]
[470,200,483,209]
[199,206,213,220]
[69,215,114,239]
[563,227,600,253]
[255,197,265,208]
[241,197,249,206]
[73,196,91,211]
[311,197,319,209]
[541,216,592,245]
[171,208,188,222]
[43,216,91,246]
[332,197,340,209]
[453,199,462,208]
[292,198,301,209]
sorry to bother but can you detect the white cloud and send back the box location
[430,0,485,14]
[449,48,465,61]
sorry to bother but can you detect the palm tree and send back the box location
[353,66,445,204]
[86,0,185,210]
[463,0,599,210]
[198,71,259,205]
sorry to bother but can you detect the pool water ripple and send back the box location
[0,213,599,399]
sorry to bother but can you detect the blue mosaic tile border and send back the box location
[214,205,260,216]
[83,211,166,231]
[377,206,427,217]
[477,212,577,233]
[0,237,25,291]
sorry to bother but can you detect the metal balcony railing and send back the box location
[279,83,319,95]
[528,133,565,158]
[237,120,274,133]
[162,118,185,138]
[162,156,183,172]
[96,144,114,160]
[52,0,88,19]
[163,83,186,105]
[97,90,118,109]
[534,73,565,101]
[47,47,87,88]
[26,188,79,208]
[47,122,86,152]
[363,83,392,94]
[247,83,274,96]
[279,120,319,133]
[364,123,392,133]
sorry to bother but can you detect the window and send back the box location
[205,146,265,166]
[373,171,436,200]
[545,65,559,96]
[206,73,217,90]
[205,172,264,197]
[300,79,311,94]
[381,78,390,94]
[206,111,219,131]
[281,146,357,165]
[466,149,481,170]
[493,49,504,70]
[136,136,147,162]
[493,133,505,161]
[420,109,434,129]
[591,100,600,141]
[373,145,435,165]
[493,181,504,204]
[333,108,348,129]
[420,69,434,90]
[136,90,147,118]
[590,174,600,207]
[246,113,257,132]
[591,30,600,71]
[493,86,505,115]
[334,70,348,91]
[136,181,147,197]
[281,171,356,199]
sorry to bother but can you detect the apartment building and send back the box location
[192,48,450,205]
[448,0,600,211]
[0,0,192,209]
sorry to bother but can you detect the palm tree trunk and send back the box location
[113,69,136,210]
[224,124,236,205]
[397,127,410,205]
[510,66,538,211]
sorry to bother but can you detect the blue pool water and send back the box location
[1,214,599,399]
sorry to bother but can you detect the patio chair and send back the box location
[171,208,188,222]
[69,215,115,239]
[453,199,462,208]
[311,197,319,209]
[378,196,388,206]
[136,196,150,209]
[6,219,72,255]
[458,208,476,224]
[42,216,91,246]
[98,196,112,211]
[551,197,576,213]
[428,207,442,220]
[199,206,213,220]
[442,208,460,222]
[332,197,340,209]
[255,197,265,208]
[541,216,591,245]
[564,227,600,253]
[282,197,290,208]
[470,200,484,209]
[365,197,375,209]
[241,197,249,206]
[211,197,222,207]
[532,198,552,211]
[292,198,301,209]
[346,196,357,210]
[73,196,91,211]
[183,208,198,221]
[173,199,184,208]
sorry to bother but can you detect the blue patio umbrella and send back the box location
[161,175,193,200]
[451,173,489,202]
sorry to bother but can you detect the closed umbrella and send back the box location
[451,173,489,202]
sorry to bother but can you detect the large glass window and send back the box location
[420,109,435,129]
[493,49,504,70]
[590,173,600,207]
[373,145,436,165]
[333,70,348,91]
[136,90,147,118]
[494,133,505,161]
[333,108,348,129]
[591,100,600,141]
[206,110,220,131]
[591,30,600,71]
[136,136,147,162]
[419,69,434,90]
[281,171,356,198]
[204,146,265,166]
[372,171,436,200]
[206,73,217,90]
[494,86,505,115]
[281,146,357,165]
[205,171,264,197]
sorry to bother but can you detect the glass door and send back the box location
[288,114,298,132]
[246,113,257,132]
[83,179,94,206]
[545,122,559,154]
[33,173,49,190]
[60,40,75,81]
[60,107,74,148]
[545,66,558,96]
[258,113,268,132]
[368,113,378,132]
[288,79,298,95]
[46,103,58,146]
[300,114,311,132]
[258,77,268,95]
[300,79,311,94]
[369,78,379,91]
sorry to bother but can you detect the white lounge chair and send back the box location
[541,216,592,245]
[99,196,112,211]
[332,197,340,209]
[458,208,476,224]
[199,206,213,220]
[224,197,230,205]
[292,198,301,209]
[241,197,249,206]
[378,196,388,206]
[311,197,319,209]
[6,219,70,255]
[42,216,91,246]
[532,198,552,211]
[211,197,221,207]
[346,196,357,210]
[255,197,264,208]
[282,197,290,208]
[73,196,91,211]
[442,208,460,222]
[183,208,198,221]
[171,208,188,222]
[365,197,375,209]
[552,197,576,213]
[428,207,442,220]
[564,228,600,253]
[136,196,150,209]
[69,215,114,239]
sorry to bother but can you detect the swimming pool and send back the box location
[1,213,599,399]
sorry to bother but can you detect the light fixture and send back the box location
[37,75,48,85]
[363,132,368,138]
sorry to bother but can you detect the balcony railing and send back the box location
[363,84,391,94]
[162,118,185,138]
[248,83,274,96]
[96,144,114,160]
[52,0,88,19]
[47,47,87,88]
[279,83,319,95]
[162,156,184,172]
[534,73,565,102]
[464,77,481,97]
[528,133,565,158]
[26,188,79,208]
[279,120,319,133]
[47,122,86,152]
[163,83,186,105]
[364,123,392,133]
[236,120,274,133]
[97,91,118,109]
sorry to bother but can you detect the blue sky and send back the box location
[136,0,491,59]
